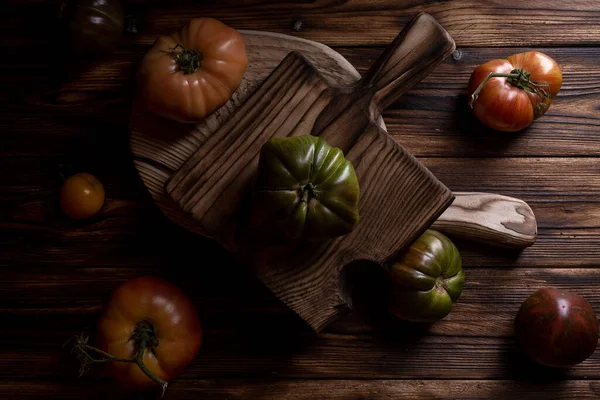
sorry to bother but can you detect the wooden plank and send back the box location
[2,267,600,334]
[0,157,600,267]
[420,158,600,201]
[2,268,600,381]
[3,157,599,204]
[2,331,600,380]
[0,379,599,399]
[2,159,600,267]
[3,156,598,218]
[1,224,599,268]
[2,46,598,157]
[4,1,600,48]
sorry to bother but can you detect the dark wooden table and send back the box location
[2,1,600,398]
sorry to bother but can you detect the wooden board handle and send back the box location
[361,12,456,112]
[432,192,537,248]
[312,13,455,140]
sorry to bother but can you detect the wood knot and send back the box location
[452,49,462,61]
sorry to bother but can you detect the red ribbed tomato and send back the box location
[97,276,202,390]
[136,18,248,123]
[514,288,598,368]
[468,51,562,132]
[70,277,203,393]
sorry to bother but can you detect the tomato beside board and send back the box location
[136,17,248,123]
[388,230,465,322]
[58,0,124,58]
[97,276,202,389]
[60,172,105,220]
[468,51,562,132]
[72,277,202,392]
[514,288,598,368]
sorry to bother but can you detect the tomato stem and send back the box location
[299,183,316,203]
[135,337,168,396]
[164,44,202,74]
[67,322,168,396]
[469,69,551,109]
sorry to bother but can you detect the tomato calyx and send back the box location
[68,321,168,396]
[164,44,203,74]
[469,68,551,111]
[299,182,317,203]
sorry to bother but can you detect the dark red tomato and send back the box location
[97,276,203,390]
[58,0,124,57]
[514,288,598,368]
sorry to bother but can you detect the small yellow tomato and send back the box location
[60,172,105,220]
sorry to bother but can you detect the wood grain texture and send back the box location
[0,157,597,267]
[1,0,600,398]
[422,158,600,202]
[0,380,599,400]
[2,268,600,381]
[432,192,537,248]
[57,0,600,47]
[4,267,600,335]
[161,13,456,332]
[4,47,598,158]
[5,1,600,49]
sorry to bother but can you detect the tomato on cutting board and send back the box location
[136,17,248,123]
[468,51,562,132]
[248,135,360,245]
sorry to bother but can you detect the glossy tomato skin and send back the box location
[468,51,562,132]
[136,18,248,123]
[97,276,202,388]
[388,230,464,322]
[58,0,124,57]
[515,288,598,368]
[248,135,360,244]
[60,172,105,220]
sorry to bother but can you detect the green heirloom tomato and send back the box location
[389,230,464,322]
[249,135,360,243]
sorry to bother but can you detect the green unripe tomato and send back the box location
[248,135,360,244]
[389,229,464,322]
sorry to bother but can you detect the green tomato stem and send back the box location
[469,69,551,109]
[69,321,168,396]
[164,44,203,75]
[300,182,316,203]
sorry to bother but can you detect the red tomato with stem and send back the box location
[514,288,598,368]
[136,17,248,123]
[468,51,562,132]
[72,276,202,393]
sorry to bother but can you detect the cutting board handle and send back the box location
[360,13,456,112]
[433,192,537,248]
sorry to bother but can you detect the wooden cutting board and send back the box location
[165,13,454,332]
[130,14,537,332]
